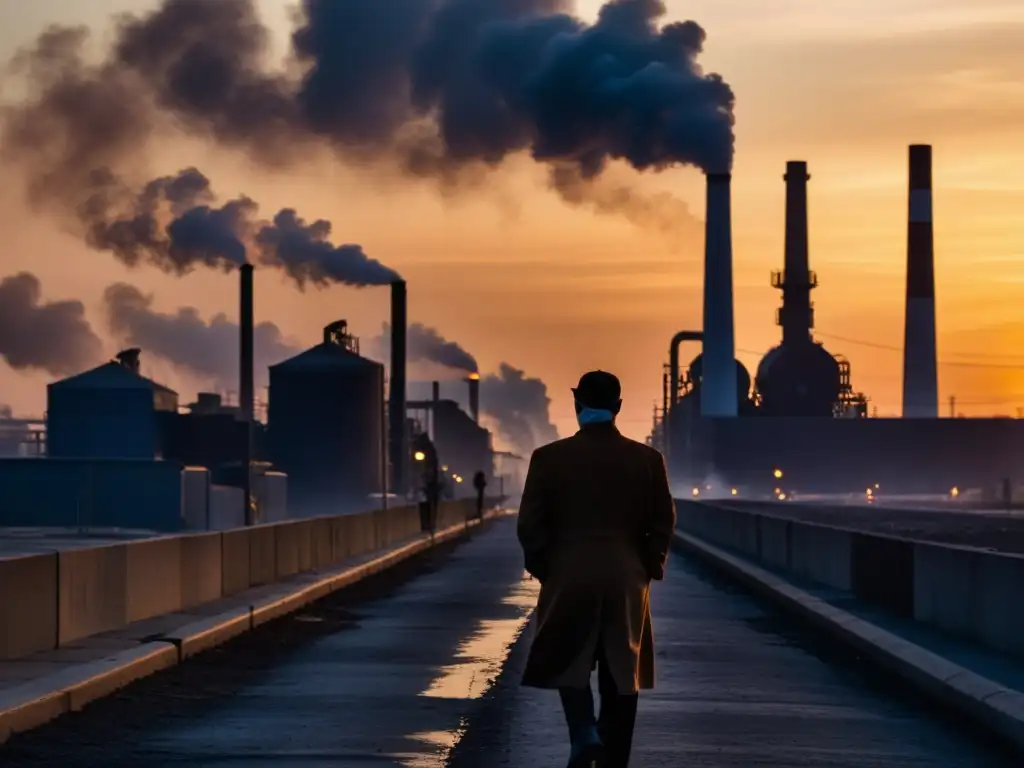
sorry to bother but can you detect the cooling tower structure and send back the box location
[700,172,739,417]
[902,144,939,418]
[389,280,408,494]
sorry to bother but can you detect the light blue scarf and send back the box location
[576,404,615,427]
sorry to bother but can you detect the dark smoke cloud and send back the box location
[256,210,399,288]
[368,322,479,374]
[481,363,559,456]
[0,272,104,376]
[364,322,556,454]
[3,0,733,230]
[77,167,399,285]
[103,283,300,389]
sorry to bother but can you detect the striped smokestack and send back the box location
[700,172,738,417]
[901,144,939,418]
[389,280,408,493]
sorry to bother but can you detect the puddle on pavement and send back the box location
[420,575,538,701]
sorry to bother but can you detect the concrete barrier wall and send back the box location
[676,499,1024,659]
[0,554,58,660]
[10,498,493,660]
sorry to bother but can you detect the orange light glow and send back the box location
[468,373,481,381]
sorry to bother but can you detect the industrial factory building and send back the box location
[656,145,1024,496]
[0,266,498,530]
[268,320,386,516]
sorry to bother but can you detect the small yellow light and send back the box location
[692,487,700,497]
[468,372,481,381]
[413,451,426,462]
[778,493,787,501]
[951,486,960,498]
[441,465,449,472]
[455,476,463,483]
[731,488,738,496]
[773,469,783,479]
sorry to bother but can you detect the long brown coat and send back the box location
[517,422,676,693]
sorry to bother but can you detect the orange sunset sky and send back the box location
[0,0,1022,443]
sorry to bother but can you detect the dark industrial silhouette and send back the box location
[518,370,676,768]
[472,470,487,521]
[656,147,1024,497]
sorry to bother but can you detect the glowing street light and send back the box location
[413,451,426,462]
[731,488,738,496]
[692,487,700,497]
[454,475,463,484]
[951,486,960,498]
[773,468,783,479]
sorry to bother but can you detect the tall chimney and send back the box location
[467,374,480,423]
[239,264,254,422]
[700,172,738,417]
[239,263,254,525]
[432,381,440,403]
[777,161,815,344]
[902,145,939,418]
[389,280,408,493]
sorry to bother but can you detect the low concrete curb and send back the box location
[0,511,506,743]
[672,529,1024,756]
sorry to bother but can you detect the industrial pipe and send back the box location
[666,330,703,467]
[669,330,704,408]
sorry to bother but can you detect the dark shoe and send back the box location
[567,741,606,768]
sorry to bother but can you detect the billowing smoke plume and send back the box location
[3,0,734,228]
[481,363,560,456]
[77,167,398,286]
[366,321,556,454]
[0,272,103,375]
[369,322,478,375]
[103,283,300,388]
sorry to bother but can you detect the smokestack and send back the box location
[239,264,254,422]
[700,173,738,417]
[467,374,480,423]
[778,161,815,344]
[239,263,254,525]
[432,381,440,403]
[389,280,408,493]
[902,145,939,418]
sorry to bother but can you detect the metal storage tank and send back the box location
[47,349,178,460]
[268,321,384,516]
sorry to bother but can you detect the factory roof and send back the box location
[48,361,178,395]
[271,342,381,372]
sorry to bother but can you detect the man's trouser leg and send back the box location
[558,685,602,765]
[596,647,639,767]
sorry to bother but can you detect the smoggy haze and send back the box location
[0,0,1022,441]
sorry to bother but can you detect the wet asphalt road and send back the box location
[3,517,1017,767]
[2,520,536,767]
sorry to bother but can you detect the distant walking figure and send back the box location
[517,370,676,768]
[473,470,487,520]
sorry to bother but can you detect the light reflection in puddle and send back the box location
[397,729,463,767]
[420,573,539,701]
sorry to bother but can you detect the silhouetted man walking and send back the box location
[473,470,487,520]
[517,370,676,768]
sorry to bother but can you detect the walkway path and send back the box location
[3,517,1015,766]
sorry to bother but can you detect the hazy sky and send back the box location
[0,0,1022,441]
